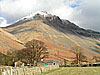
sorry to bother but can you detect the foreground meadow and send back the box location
[40,67,100,75]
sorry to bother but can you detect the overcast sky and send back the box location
[0,0,100,31]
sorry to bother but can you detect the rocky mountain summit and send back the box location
[2,11,100,60]
[7,11,100,38]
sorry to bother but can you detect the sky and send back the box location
[0,0,100,31]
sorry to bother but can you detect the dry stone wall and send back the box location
[0,65,59,75]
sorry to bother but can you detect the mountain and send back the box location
[3,11,100,61]
[0,28,25,54]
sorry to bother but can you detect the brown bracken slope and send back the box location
[3,11,100,61]
[0,28,25,54]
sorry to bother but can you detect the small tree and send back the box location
[92,56,100,62]
[64,59,67,66]
[71,46,87,64]
[0,52,14,66]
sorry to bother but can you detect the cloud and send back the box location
[0,17,9,27]
[0,0,100,31]
[51,6,73,20]
[0,0,66,23]
[70,0,100,31]
[0,0,38,23]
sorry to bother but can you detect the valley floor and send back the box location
[40,67,100,75]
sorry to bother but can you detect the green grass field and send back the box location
[40,67,100,75]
